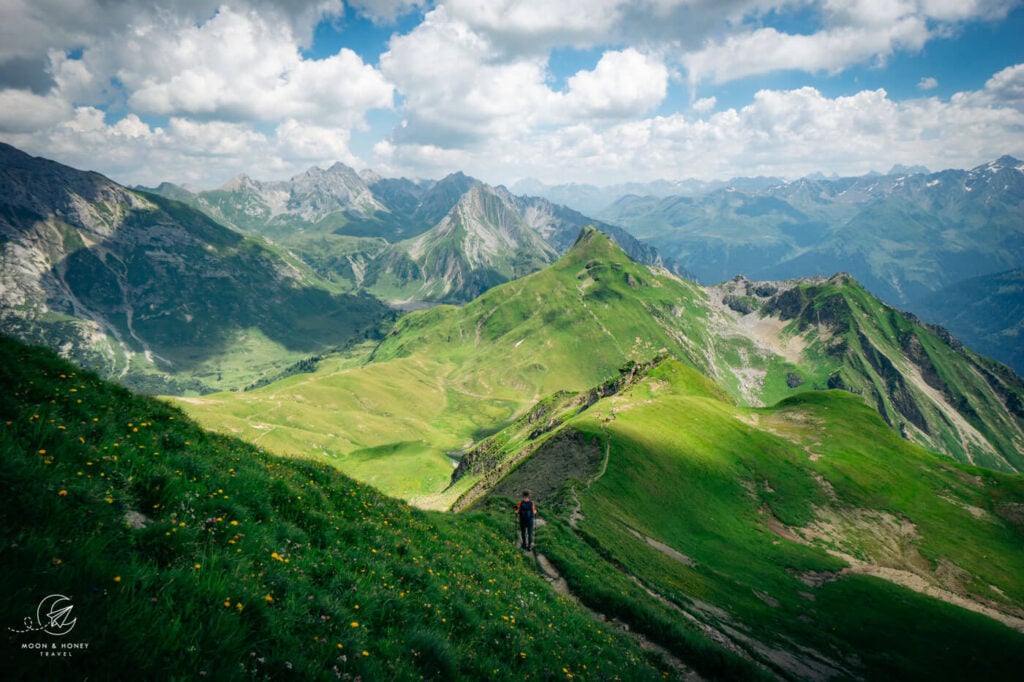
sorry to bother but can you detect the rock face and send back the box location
[145,165,682,306]
[0,143,390,394]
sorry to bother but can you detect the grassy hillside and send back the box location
[479,359,1024,680]
[0,334,713,680]
[179,230,1024,507]
[176,228,724,502]
[749,275,1024,470]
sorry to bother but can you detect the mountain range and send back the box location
[6,231,1023,679]
[142,164,673,307]
[598,158,1024,373]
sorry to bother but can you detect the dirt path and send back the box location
[531,548,704,681]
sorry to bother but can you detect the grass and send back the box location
[0,335,686,680]
[512,359,1024,680]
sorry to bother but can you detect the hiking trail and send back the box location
[528,531,704,681]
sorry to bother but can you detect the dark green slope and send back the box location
[0,335,693,680]
[0,144,393,395]
[472,360,1024,680]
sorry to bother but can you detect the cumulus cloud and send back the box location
[62,7,394,125]
[974,63,1024,109]
[693,96,717,113]
[1,1,1022,189]
[380,8,668,150]
[2,107,375,187]
[918,76,939,90]
[682,18,930,86]
[563,48,668,118]
[679,0,1017,88]
[0,89,73,132]
[372,64,1024,185]
[0,3,394,186]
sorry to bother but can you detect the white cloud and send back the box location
[693,96,717,113]
[973,63,1024,109]
[682,18,930,86]
[2,2,1023,189]
[0,3,393,187]
[94,7,393,125]
[380,8,669,151]
[0,89,72,132]
[0,1,344,64]
[370,64,1024,185]
[380,6,558,145]
[563,48,668,118]
[443,0,626,51]
[918,76,939,90]
[349,0,429,24]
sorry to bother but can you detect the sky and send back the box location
[1,0,1023,189]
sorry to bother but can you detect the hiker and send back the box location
[515,491,538,550]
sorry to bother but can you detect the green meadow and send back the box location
[1,335,698,680]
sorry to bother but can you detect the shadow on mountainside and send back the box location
[40,193,392,379]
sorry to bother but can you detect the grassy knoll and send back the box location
[0,335,685,680]
[516,359,1024,679]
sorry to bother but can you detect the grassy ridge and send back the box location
[518,360,1024,679]
[178,230,1024,507]
[769,277,1024,470]
[1,335,682,680]
[177,229,719,499]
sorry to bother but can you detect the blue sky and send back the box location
[1,1,1022,188]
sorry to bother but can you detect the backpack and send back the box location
[518,500,534,521]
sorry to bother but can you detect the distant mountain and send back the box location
[510,175,784,214]
[913,269,1024,374]
[146,165,679,307]
[138,162,388,241]
[364,184,559,305]
[0,143,391,394]
[600,157,1024,372]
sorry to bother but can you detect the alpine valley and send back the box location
[3,143,1024,680]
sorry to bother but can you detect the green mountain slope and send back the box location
[177,229,1023,511]
[473,359,1024,680]
[1,334,716,680]
[175,227,717,501]
[0,144,393,395]
[712,275,1024,471]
